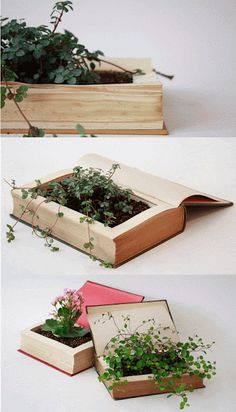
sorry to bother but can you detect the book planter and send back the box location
[87,301,205,400]
[19,281,144,375]
[10,154,233,267]
[19,323,93,376]
[1,58,167,135]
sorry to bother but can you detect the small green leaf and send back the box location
[67,76,76,85]
[21,189,29,199]
[41,319,58,331]
[51,246,59,252]
[73,327,90,337]
[15,95,24,102]
[17,85,28,93]
[75,124,86,135]
[16,49,25,57]
[54,74,64,83]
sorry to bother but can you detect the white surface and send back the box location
[1,137,236,275]
[2,274,236,412]
[1,0,236,136]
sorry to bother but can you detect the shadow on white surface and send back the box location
[185,206,232,223]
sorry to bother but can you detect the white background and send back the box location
[1,0,236,136]
[1,1,236,410]
[2,274,236,412]
[1,137,236,275]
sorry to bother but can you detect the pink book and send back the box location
[77,281,144,328]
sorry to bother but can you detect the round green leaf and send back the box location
[54,74,64,83]
[16,49,25,57]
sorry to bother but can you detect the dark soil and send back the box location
[35,327,92,348]
[65,195,149,228]
[95,70,133,84]
[122,364,153,377]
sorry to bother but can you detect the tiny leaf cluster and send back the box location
[42,288,89,338]
[98,315,216,410]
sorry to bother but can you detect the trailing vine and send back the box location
[5,178,61,251]
[97,313,216,409]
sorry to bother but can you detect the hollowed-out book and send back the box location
[11,154,233,266]
[18,282,144,375]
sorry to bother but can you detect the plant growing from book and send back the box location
[41,288,89,338]
[5,164,149,267]
[97,313,216,409]
[1,1,173,137]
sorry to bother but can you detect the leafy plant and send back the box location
[98,314,216,409]
[42,288,89,338]
[1,1,99,137]
[0,1,141,137]
[5,164,146,267]
[1,1,173,137]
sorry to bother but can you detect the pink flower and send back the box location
[50,288,83,326]
[64,288,72,294]
[51,295,64,305]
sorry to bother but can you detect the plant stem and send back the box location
[52,9,64,33]
[3,179,42,192]
[13,98,32,128]
[81,57,90,71]
[86,213,93,258]
[98,58,135,75]
[50,205,62,231]
[30,201,61,246]
[31,199,47,228]
[98,58,174,80]
[2,76,38,134]
[153,69,174,80]
[4,79,33,129]
[12,199,34,230]
[3,178,16,188]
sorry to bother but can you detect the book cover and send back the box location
[77,281,144,328]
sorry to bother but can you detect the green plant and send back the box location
[5,164,145,267]
[1,2,105,86]
[1,1,102,137]
[98,314,216,409]
[0,1,140,137]
[1,1,173,137]
[42,288,89,338]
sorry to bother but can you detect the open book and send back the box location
[11,154,233,266]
